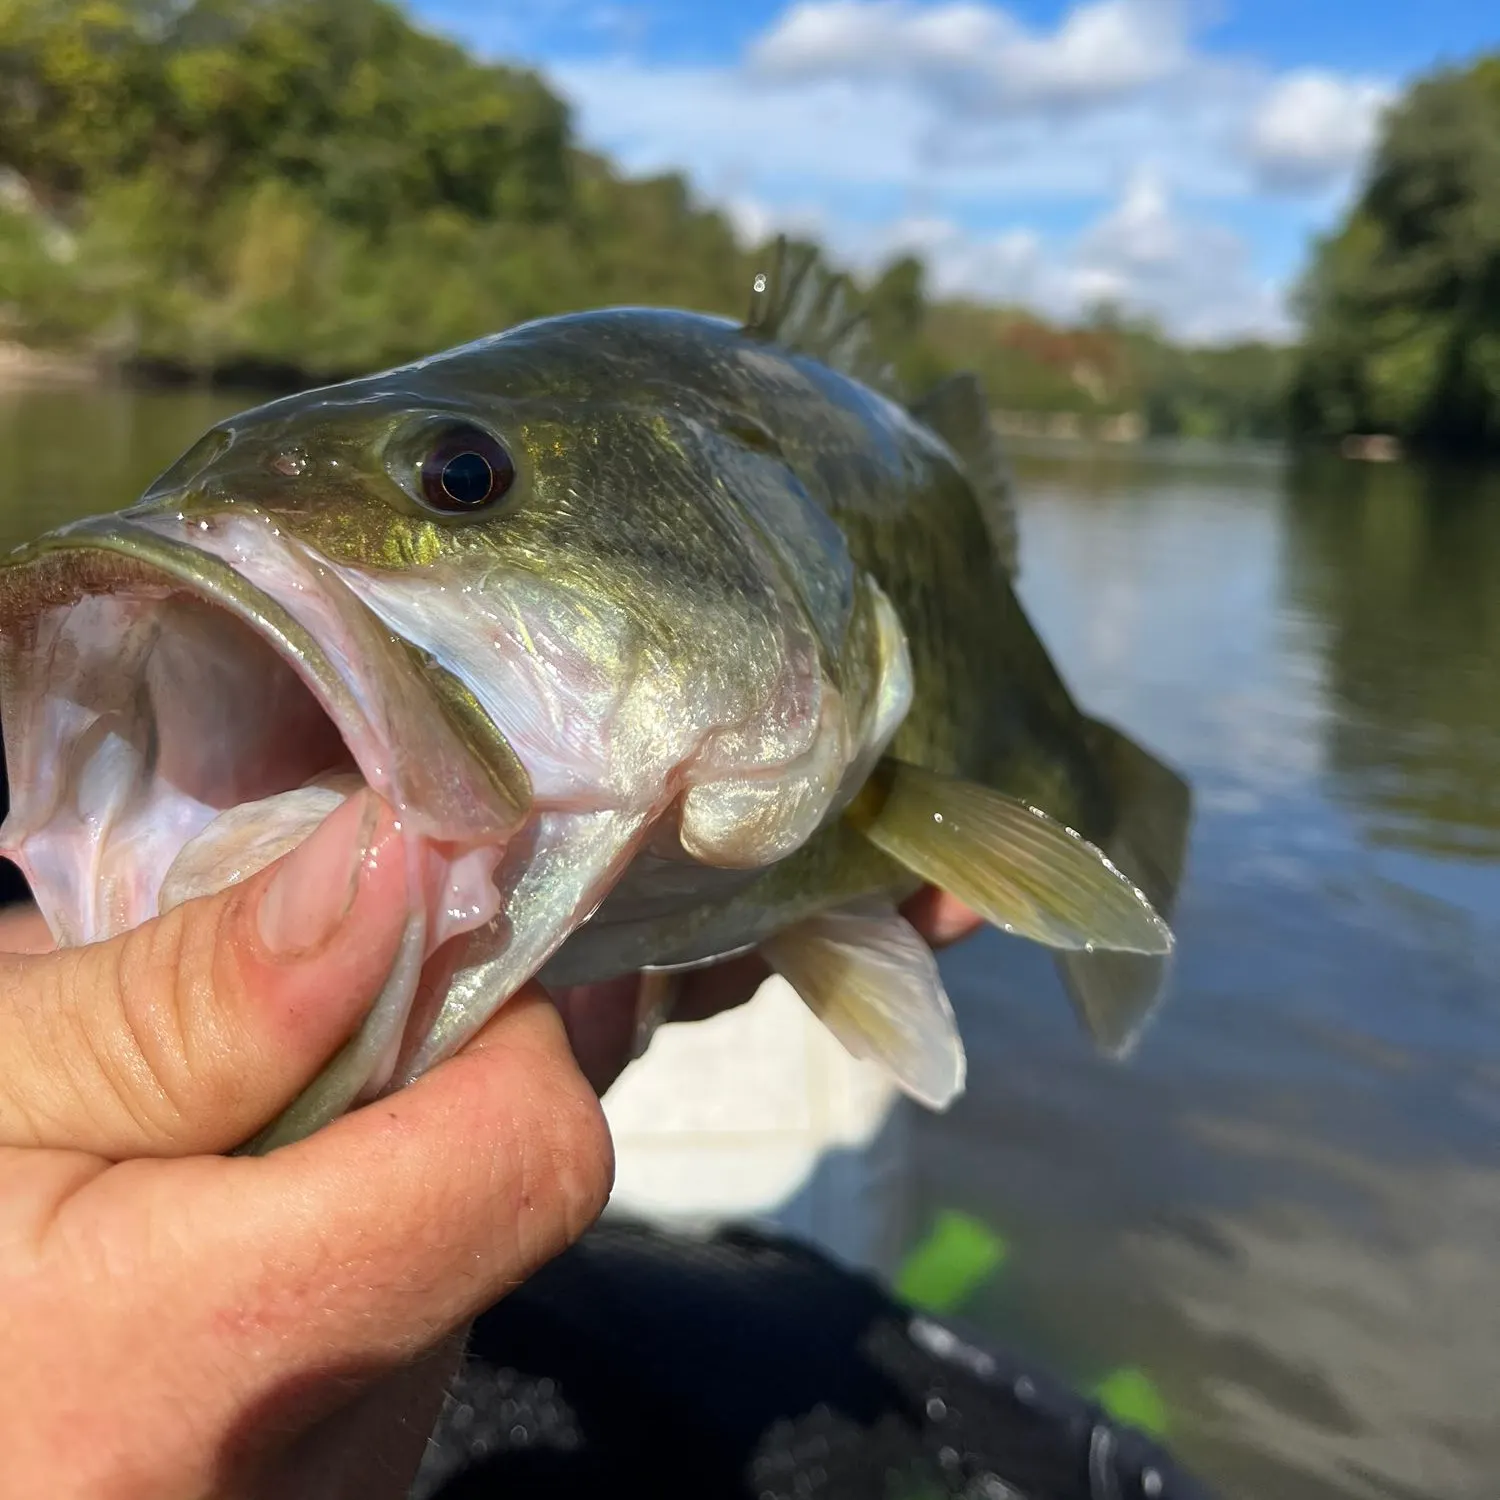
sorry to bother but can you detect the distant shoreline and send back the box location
[0,341,333,398]
[0,341,1458,467]
[0,341,101,388]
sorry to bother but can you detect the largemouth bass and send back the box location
[0,245,1191,1153]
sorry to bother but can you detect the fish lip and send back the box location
[0,513,531,836]
[2,513,358,732]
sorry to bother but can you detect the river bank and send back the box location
[0,341,101,388]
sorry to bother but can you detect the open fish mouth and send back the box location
[0,512,575,1133]
[0,513,529,933]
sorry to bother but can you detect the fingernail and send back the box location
[631,970,682,1061]
[257,792,381,959]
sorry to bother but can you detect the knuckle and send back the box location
[53,940,175,1147]
[501,1058,614,1275]
[87,895,249,1147]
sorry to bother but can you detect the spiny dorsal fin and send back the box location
[743,236,901,397]
[910,372,1020,577]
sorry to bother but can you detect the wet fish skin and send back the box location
[0,262,1191,1143]
[132,305,1105,847]
[182,303,1178,1023]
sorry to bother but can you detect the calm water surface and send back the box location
[2,389,1497,1500]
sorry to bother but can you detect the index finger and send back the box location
[900,886,984,948]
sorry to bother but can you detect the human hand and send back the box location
[0,791,612,1500]
[0,784,981,1500]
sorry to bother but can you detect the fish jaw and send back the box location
[0,515,544,1125]
[0,516,525,941]
[292,546,907,1077]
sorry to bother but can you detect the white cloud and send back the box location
[867,174,1292,341]
[1073,172,1291,339]
[553,54,1251,205]
[720,193,831,248]
[444,0,1397,341]
[751,0,1190,115]
[1246,70,1392,192]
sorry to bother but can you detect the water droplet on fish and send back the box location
[1084,941,1096,953]
[198,519,209,531]
[753,273,768,293]
[271,448,309,478]
[933,812,943,823]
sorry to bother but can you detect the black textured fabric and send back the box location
[414,1220,1214,1500]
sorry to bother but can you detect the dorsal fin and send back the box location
[743,236,901,397]
[910,372,1020,577]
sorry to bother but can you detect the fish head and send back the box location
[0,321,914,1130]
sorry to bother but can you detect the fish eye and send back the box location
[417,424,515,514]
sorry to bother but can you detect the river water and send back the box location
[1,386,1496,1499]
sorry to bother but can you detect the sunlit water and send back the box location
[2,388,1497,1500]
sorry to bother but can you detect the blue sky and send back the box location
[410,1,1497,342]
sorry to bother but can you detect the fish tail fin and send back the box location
[1055,717,1192,1058]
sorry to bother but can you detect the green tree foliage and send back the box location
[0,0,1287,437]
[1290,55,1500,452]
[923,301,1288,441]
[0,0,751,376]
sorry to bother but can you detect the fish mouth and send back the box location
[0,515,529,937]
[0,514,553,1128]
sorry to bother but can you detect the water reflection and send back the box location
[0,385,243,548]
[1283,455,1500,862]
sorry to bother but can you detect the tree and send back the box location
[1290,56,1500,453]
[0,0,1291,420]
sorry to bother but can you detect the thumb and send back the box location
[0,790,412,1158]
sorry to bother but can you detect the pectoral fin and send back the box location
[847,760,1172,958]
[761,899,965,1110]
